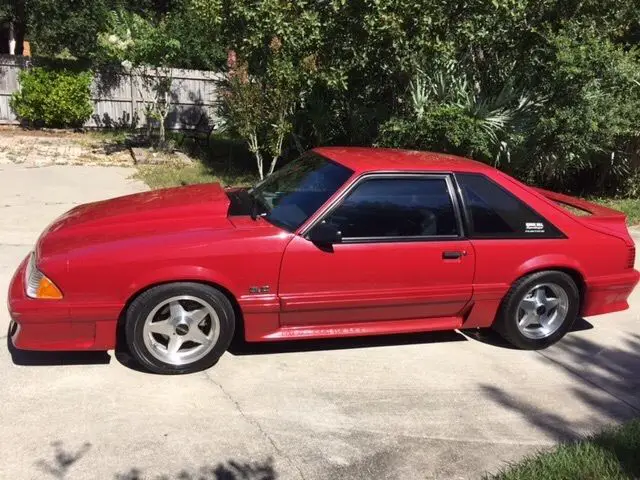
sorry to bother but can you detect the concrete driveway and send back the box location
[1,162,639,480]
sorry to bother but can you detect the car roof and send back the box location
[312,147,494,175]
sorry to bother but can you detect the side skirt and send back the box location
[251,315,463,342]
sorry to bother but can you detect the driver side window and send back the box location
[323,176,459,240]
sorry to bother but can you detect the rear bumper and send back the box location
[582,269,640,317]
[8,255,117,351]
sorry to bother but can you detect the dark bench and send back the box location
[177,111,216,147]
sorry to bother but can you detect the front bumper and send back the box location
[8,255,117,351]
[582,269,640,317]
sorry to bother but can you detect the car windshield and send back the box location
[249,153,353,232]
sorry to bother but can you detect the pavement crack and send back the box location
[0,201,79,207]
[203,371,306,480]
[536,350,640,414]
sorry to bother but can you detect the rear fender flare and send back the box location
[514,254,586,284]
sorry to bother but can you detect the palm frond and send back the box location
[407,61,545,159]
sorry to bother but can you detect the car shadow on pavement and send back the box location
[113,346,153,374]
[36,440,277,480]
[462,317,594,349]
[6,319,592,369]
[228,330,467,356]
[6,335,111,367]
[111,330,468,374]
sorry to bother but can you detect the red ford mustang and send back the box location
[8,147,640,374]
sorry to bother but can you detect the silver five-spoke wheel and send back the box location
[142,295,220,366]
[516,283,569,340]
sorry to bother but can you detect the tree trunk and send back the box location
[249,132,263,179]
[268,131,285,175]
[145,106,153,139]
[159,118,166,145]
[8,22,15,55]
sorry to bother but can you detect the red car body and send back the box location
[8,147,639,351]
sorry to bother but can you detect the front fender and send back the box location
[123,265,240,303]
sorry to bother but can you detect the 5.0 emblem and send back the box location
[249,285,270,294]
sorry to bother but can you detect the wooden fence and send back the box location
[0,55,222,130]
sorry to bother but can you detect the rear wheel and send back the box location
[494,271,579,349]
[125,282,235,374]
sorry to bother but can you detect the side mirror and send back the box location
[308,222,342,246]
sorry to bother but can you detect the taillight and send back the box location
[629,245,636,269]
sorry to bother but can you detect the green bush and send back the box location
[10,68,94,128]
[376,63,536,167]
[375,25,640,196]
[16,0,640,195]
[518,27,640,196]
[378,107,495,160]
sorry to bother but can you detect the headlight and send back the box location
[25,253,63,299]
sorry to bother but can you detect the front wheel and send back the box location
[125,282,235,374]
[494,271,580,350]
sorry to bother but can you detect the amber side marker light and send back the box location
[35,276,63,299]
[25,253,63,299]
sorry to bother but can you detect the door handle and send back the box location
[442,251,464,260]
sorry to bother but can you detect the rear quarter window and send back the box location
[456,173,564,239]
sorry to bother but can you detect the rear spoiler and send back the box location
[531,187,626,220]
[531,187,632,245]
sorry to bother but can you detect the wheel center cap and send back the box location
[175,323,190,336]
[536,305,546,316]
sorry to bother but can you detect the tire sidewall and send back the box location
[497,271,580,349]
[125,283,235,374]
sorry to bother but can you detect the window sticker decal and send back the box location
[525,222,545,233]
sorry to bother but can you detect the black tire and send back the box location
[125,282,235,374]
[493,270,580,350]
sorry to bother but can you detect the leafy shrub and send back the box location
[220,44,301,180]
[25,0,634,195]
[519,27,640,195]
[622,171,640,198]
[378,63,537,165]
[10,68,94,128]
[378,107,495,159]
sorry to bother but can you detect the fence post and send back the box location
[130,73,136,126]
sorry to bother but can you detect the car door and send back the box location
[278,173,475,326]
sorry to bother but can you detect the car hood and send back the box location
[37,183,232,260]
